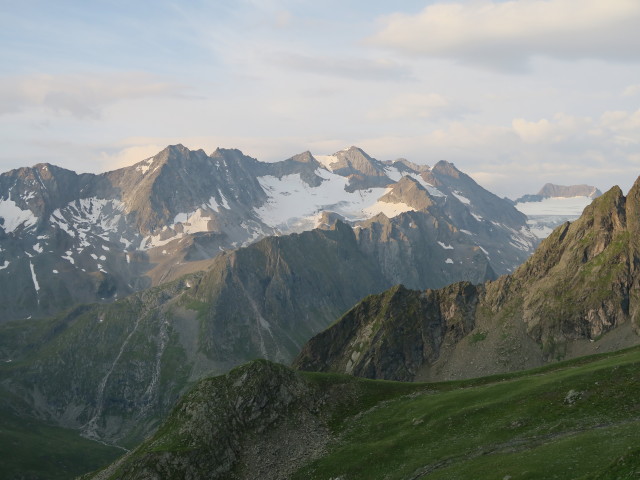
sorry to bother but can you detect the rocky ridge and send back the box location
[294,179,640,381]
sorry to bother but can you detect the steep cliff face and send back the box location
[295,180,640,381]
[186,222,391,365]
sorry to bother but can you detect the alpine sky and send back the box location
[1,0,639,197]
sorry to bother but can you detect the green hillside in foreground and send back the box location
[89,346,640,480]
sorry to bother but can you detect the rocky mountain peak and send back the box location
[258,151,325,187]
[0,163,102,230]
[513,185,626,282]
[431,160,462,178]
[85,360,328,480]
[332,146,387,177]
[106,145,268,235]
[144,144,201,171]
[585,185,625,233]
[537,183,602,199]
[378,176,434,211]
[290,151,316,164]
[324,146,393,192]
[210,147,252,161]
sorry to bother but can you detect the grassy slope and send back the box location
[0,395,122,480]
[293,346,640,480]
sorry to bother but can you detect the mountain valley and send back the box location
[2,145,637,479]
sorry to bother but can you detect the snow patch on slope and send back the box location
[135,158,153,174]
[29,261,40,295]
[452,191,471,205]
[363,200,415,218]
[0,198,37,233]
[50,198,125,241]
[173,209,212,234]
[314,155,339,171]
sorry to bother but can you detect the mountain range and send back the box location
[82,174,640,479]
[0,145,536,322]
[0,145,539,452]
[4,144,637,479]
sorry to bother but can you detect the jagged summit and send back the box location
[430,159,462,178]
[377,176,434,211]
[289,151,316,164]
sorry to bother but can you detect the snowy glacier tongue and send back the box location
[515,196,592,216]
[516,196,594,239]
[254,170,393,231]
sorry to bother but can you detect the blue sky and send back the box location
[1,0,639,197]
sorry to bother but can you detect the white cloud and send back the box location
[512,113,593,144]
[369,0,640,71]
[271,52,412,82]
[601,109,640,132]
[622,84,640,96]
[5,106,640,200]
[0,72,188,118]
[368,92,470,121]
[342,109,640,197]
[100,143,169,170]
